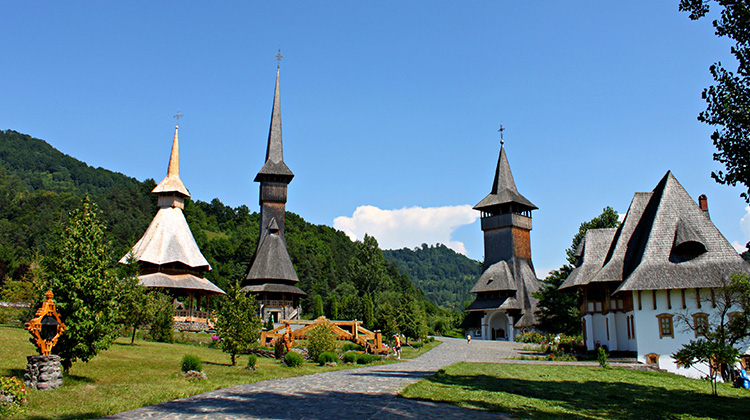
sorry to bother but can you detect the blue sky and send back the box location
[2,1,749,277]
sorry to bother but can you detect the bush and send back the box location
[342,351,359,364]
[356,353,379,364]
[180,354,202,373]
[516,331,547,344]
[246,354,258,370]
[317,351,337,365]
[306,323,338,362]
[341,342,363,352]
[597,347,609,368]
[0,376,28,417]
[411,342,424,349]
[284,351,304,367]
[150,294,175,343]
[273,339,287,359]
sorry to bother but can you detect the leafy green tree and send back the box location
[150,293,175,343]
[397,296,428,343]
[328,295,339,320]
[362,293,374,329]
[534,207,619,335]
[214,283,262,365]
[674,274,750,395]
[44,197,121,372]
[312,294,324,318]
[305,322,338,362]
[680,0,750,201]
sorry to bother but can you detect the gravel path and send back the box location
[103,337,520,419]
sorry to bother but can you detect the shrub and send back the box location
[318,351,337,365]
[516,331,547,344]
[597,347,609,368]
[246,354,258,370]
[0,376,28,417]
[306,323,338,362]
[150,293,175,343]
[356,353,379,364]
[342,351,359,364]
[284,351,304,367]
[411,342,424,349]
[273,339,287,359]
[341,342,363,352]
[180,354,202,373]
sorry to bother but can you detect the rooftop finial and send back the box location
[174,110,183,128]
[498,123,505,146]
[275,49,284,69]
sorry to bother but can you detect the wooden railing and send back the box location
[174,309,211,322]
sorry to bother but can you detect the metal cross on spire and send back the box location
[275,49,284,68]
[174,110,183,128]
[498,123,505,146]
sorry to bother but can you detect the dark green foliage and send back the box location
[44,197,121,372]
[680,1,750,201]
[264,318,274,331]
[356,353,379,364]
[150,293,175,343]
[305,322,338,363]
[362,293,374,329]
[246,354,258,370]
[384,243,482,310]
[328,295,339,320]
[312,294,324,318]
[180,354,202,372]
[317,351,337,365]
[283,351,304,367]
[117,260,158,345]
[341,342,362,352]
[214,282,262,366]
[534,207,620,335]
[342,351,359,364]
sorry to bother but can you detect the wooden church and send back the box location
[120,120,225,330]
[240,65,306,323]
[465,135,541,340]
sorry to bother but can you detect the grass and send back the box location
[400,362,750,420]
[1,325,439,419]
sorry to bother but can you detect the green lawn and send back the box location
[0,325,437,419]
[401,362,749,420]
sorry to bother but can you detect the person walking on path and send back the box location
[394,333,402,359]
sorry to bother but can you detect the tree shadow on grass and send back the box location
[203,361,233,367]
[25,413,100,420]
[63,374,95,383]
[406,371,748,420]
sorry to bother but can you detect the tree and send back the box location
[44,197,121,372]
[673,274,750,395]
[149,293,175,343]
[534,207,620,335]
[117,257,157,345]
[362,293,374,329]
[305,321,338,362]
[312,294,324,318]
[214,283,262,365]
[680,0,750,202]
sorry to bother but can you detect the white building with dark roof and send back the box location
[561,171,750,377]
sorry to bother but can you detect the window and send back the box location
[693,313,709,337]
[656,313,674,338]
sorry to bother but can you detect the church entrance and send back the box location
[487,311,510,341]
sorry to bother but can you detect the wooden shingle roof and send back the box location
[561,171,750,293]
[474,145,537,211]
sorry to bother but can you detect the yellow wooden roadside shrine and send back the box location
[260,316,387,354]
[25,291,66,355]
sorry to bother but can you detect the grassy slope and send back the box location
[401,362,749,420]
[0,326,437,419]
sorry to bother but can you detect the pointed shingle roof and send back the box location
[245,219,300,284]
[152,125,190,197]
[255,68,294,181]
[560,228,617,289]
[560,171,750,293]
[474,145,537,211]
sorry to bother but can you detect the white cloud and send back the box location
[732,241,747,253]
[741,206,750,242]
[333,204,478,255]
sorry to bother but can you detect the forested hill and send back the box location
[383,244,481,310]
[0,130,454,337]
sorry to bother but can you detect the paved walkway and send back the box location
[104,338,521,419]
